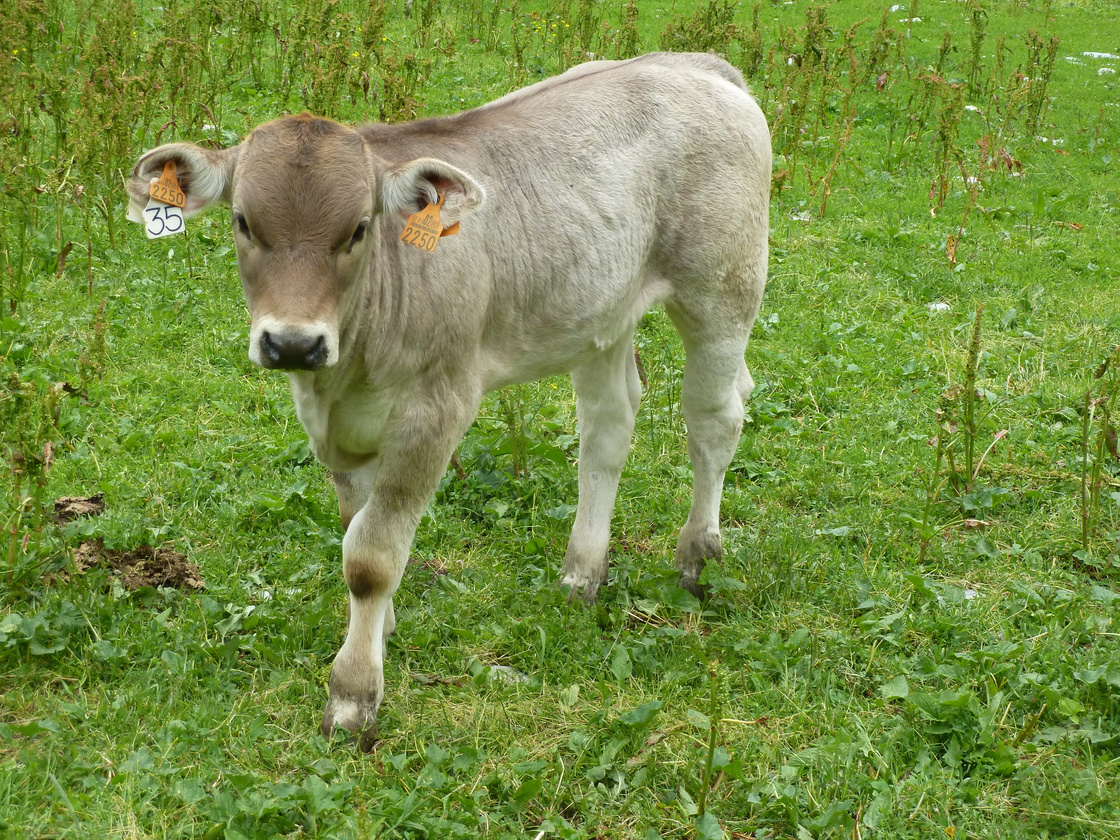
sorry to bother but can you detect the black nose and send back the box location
[259,330,328,370]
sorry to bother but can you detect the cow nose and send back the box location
[259,330,329,370]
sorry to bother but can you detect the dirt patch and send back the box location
[71,540,205,591]
[53,494,105,523]
[48,494,203,591]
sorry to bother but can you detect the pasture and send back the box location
[2,0,1120,837]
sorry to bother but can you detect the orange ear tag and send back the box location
[148,160,186,208]
[400,193,460,252]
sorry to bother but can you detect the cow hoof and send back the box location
[321,697,379,752]
[677,572,711,603]
[674,526,721,602]
[560,572,603,604]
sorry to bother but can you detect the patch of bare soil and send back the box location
[71,540,205,591]
[48,493,204,591]
[53,493,106,523]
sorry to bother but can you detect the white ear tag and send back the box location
[143,198,186,239]
[135,160,187,239]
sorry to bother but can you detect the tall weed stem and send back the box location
[963,305,984,490]
[1080,346,1120,553]
[919,427,947,565]
[697,662,721,818]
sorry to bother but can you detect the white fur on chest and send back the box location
[288,372,392,471]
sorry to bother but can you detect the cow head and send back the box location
[127,115,485,371]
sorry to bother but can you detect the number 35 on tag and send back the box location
[143,160,187,239]
[143,198,185,239]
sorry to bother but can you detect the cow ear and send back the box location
[379,158,485,225]
[126,142,240,223]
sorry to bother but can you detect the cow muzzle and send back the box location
[249,316,338,371]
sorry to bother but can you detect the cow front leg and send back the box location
[320,393,478,750]
[333,462,396,644]
[333,462,378,532]
[561,338,641,602]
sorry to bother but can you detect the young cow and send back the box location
[127,52,770,749]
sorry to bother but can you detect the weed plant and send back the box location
[2,0,1120,838]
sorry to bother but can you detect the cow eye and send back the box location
[234,213,251,241]
[348,221,368,251]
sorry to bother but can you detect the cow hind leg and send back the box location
[561,337,642,602]
[665,309,754,597]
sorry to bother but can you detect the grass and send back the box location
[3,0,1120,837]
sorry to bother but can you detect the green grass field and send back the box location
[3,0,1120,837]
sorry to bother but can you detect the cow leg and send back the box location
[321,393,478,750]
[561,337,642,602]
[333,463,395,641]
[333,464,377,532]
[666,318,753,597]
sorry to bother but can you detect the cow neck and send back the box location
[363,218,411,359]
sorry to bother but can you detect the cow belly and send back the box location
[480,276,672,390]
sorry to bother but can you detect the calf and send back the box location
[127,52,770,749]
